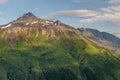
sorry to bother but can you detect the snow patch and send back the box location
[31,21,38,25]
[26,22,29,25]
[45,21,53,24]
[54,23,57,26]
[45,21,49,24]
[2,24,12,29]
[42,24,46,27]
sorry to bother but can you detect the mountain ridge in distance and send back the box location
[0,12,120,80]
[78,28,120,53]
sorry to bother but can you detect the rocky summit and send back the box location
[0,12,120,80]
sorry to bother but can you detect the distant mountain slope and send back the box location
[0,12,120,80]
[78,28,120,53]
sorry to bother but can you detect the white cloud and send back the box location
[72,0,120,3]
[108,0,120,3]
[45,5,120,25]
[113,32,120,38]
[0,0,7,4]
[80,6,120,24]
[44,10,98,19]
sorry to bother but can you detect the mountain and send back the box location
[0,12,120,80]
[78,28,120,53]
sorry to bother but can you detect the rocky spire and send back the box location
[22,12,36,18]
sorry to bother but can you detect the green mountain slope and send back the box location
[0,13,120,80]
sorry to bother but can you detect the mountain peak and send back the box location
[17,12,37,20]
[22,12,36,18]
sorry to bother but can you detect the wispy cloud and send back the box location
[113,32,120,38]
[108,0,120,3]
[0,0,7,4]
[71,0,120,3]
[45,10,98,18]
[80,6,120,24]
[44,5,120,25]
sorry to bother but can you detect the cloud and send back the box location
[113,32,120,38]
[44,5,120,25]
[80,6,120,24]
[71,0,120,3]
[0,0,7,4]
[72,0,120,3]
[44,10,98,19]
[108,0,120,3]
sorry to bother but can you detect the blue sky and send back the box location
[0,0,120,37]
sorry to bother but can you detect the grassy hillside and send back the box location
[0,26,120,80]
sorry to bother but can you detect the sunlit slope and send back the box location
[0,25,120,80]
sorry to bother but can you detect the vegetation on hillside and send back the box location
[0,23,120,80]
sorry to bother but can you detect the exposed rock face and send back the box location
[0,12,81,46]
[78,28,120,53]
[20,12,36,19]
